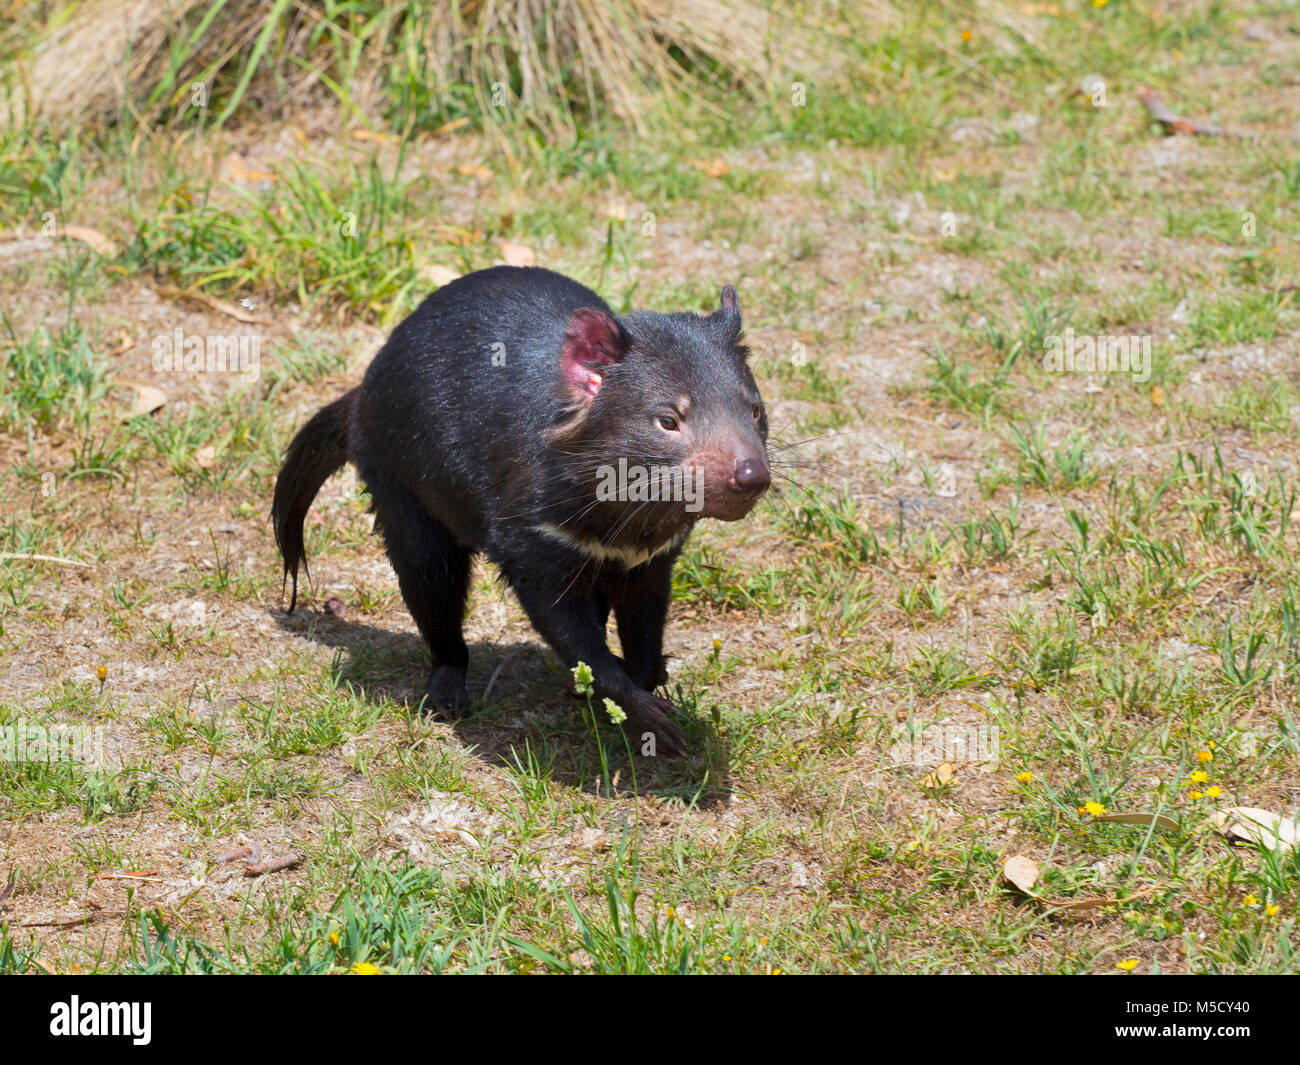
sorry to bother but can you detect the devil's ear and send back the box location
[561,308,629,402]
[712,284,745,348]
[719,285,740,321]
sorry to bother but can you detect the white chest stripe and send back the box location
[531,522,686,568]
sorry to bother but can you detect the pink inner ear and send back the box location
[561,309,624,401]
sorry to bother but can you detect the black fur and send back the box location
[272,266,769,757]
[271,389,356,613]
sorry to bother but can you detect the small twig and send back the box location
[0,870,15,909]
[22,909,125,928]
[1136,87,1261,142]
[156,283,268,324]
[92,870,161,882]
[1137,87,1222,136]
[214,847,253,864]
[243,855,302,878]
[0,553,92,567]
[481,661,506,702]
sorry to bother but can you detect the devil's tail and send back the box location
[272,389,357,612]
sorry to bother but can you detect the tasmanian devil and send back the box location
[272,266,770,757]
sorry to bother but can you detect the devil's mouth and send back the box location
[700,492,764,522]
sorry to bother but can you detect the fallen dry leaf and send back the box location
[107,331,134,358]
[1003,855,1152,913]
[1003,855,1042,895]
[429,116,470,137]
[498,242,536,267]
[420,264,462,288]
[920,760,956,791]
[1091,811,1181,833]
[1044,889,1153,913]
[692,156,730,178]
[1137,87,1223,137]
[156,284,267,324]
[580,827,610,852]
[220,152,277,184]
[438,225,484,247]
[130,385,167,418]
[62,224,118,257]
[349,128,395,144]
[1212,807,1299,853]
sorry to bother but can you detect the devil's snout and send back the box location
[728,455,771,496]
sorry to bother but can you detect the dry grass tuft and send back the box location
[3,0,900,134]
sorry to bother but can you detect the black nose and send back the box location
[731,457,770,495]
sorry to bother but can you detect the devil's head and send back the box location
[555,286,770,524]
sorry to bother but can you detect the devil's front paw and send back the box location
[627,654,669,692]
[424,666,471,720]
[623,691,686,759]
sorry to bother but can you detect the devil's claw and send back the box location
[626,692,687,758]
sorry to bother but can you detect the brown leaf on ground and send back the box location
[1090,811,1181,833]
[692,156,730,178]
[156,284,268,324]
[219,152,277,184]
[498,242,536,267]
[129,384,167,418]
[62,224,119,257]
[1003,855,1042,896]
[1137,87,1222,137]
[1212,807,1300,853]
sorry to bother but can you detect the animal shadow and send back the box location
[272,605,732,804]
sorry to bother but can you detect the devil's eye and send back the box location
[658,415,679,431]
[752,404,762,420]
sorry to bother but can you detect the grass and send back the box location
[0,0,1298,976]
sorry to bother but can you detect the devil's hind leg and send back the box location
[365,471,472,715]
